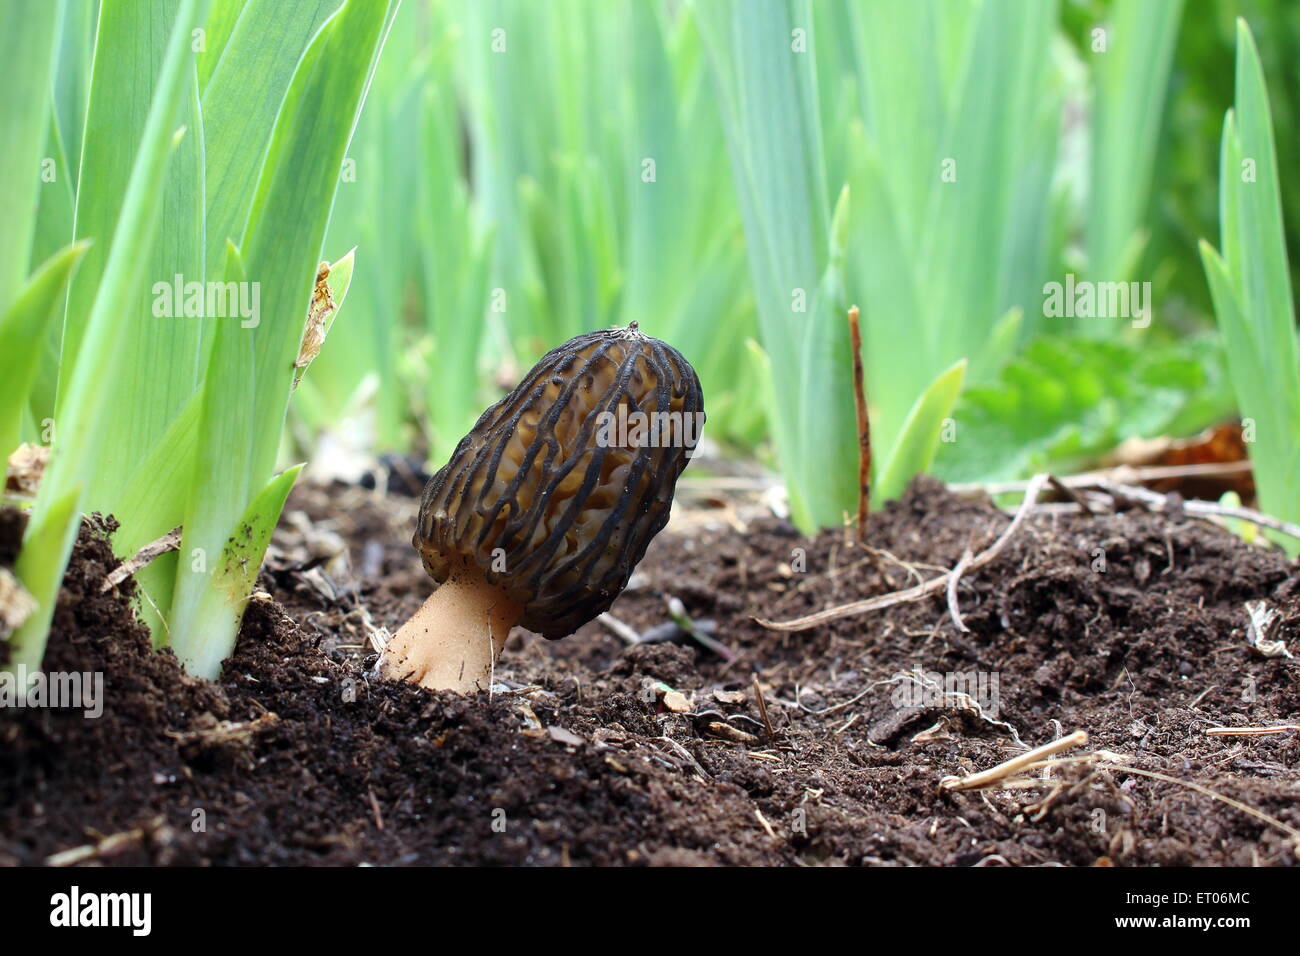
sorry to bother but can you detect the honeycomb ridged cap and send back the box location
[414,326,705,638]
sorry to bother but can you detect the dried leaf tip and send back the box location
[295,260,336,372]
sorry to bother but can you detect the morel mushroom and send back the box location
[381,323,704,693]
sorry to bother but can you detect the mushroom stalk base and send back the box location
[380,562,523,693]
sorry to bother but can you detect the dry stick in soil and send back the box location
[940,730,1090,791]
[948,460,1252,497]
[757,472,1051,633]
[1099,479,1300,540]
[947,743,1300,855]
[1205,725,1300,737]
[380,324,704,693]
[752,674,775,739]
[100,526,182,592]
[1111,765,1300,855]
[957,468,1300,542]
[597,611,642,646]
[946,548,974,633]
[848,304,871,542]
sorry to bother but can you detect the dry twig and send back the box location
[757,473,1050,632]
[752,674,775,739]
[45,819,166,867]
[1113,764,1300,852]
[1205,725,1300,737]
[597,611,641,646]
[954,467,1300,542]
[941,736,1300,856]
[101,527,182,592]
[848,305,871,542]
[946,548,974,634]
[940,730,1090,791]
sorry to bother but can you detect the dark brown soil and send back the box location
[2,476,1299,866]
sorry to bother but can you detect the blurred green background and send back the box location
[305,0,1295,513]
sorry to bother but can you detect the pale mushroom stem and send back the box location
[380,559,523,693]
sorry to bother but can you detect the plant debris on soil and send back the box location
[2,475,1299,866]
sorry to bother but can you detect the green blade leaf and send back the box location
[12,0,207,674]
[201,0,341,267]
[0,241,90,457]
[196,0,247,92]
[875,359,966,504]
[110,390,202,642]
[168,0,395,669]
[698,0,850,529]
[1199,20,1300,555]
[54,0,211,525]
[5,488,80,685]
[1086,0,1184,289]
[173,464,303,678]
[793,185,857,531]
[0,0,61,314]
